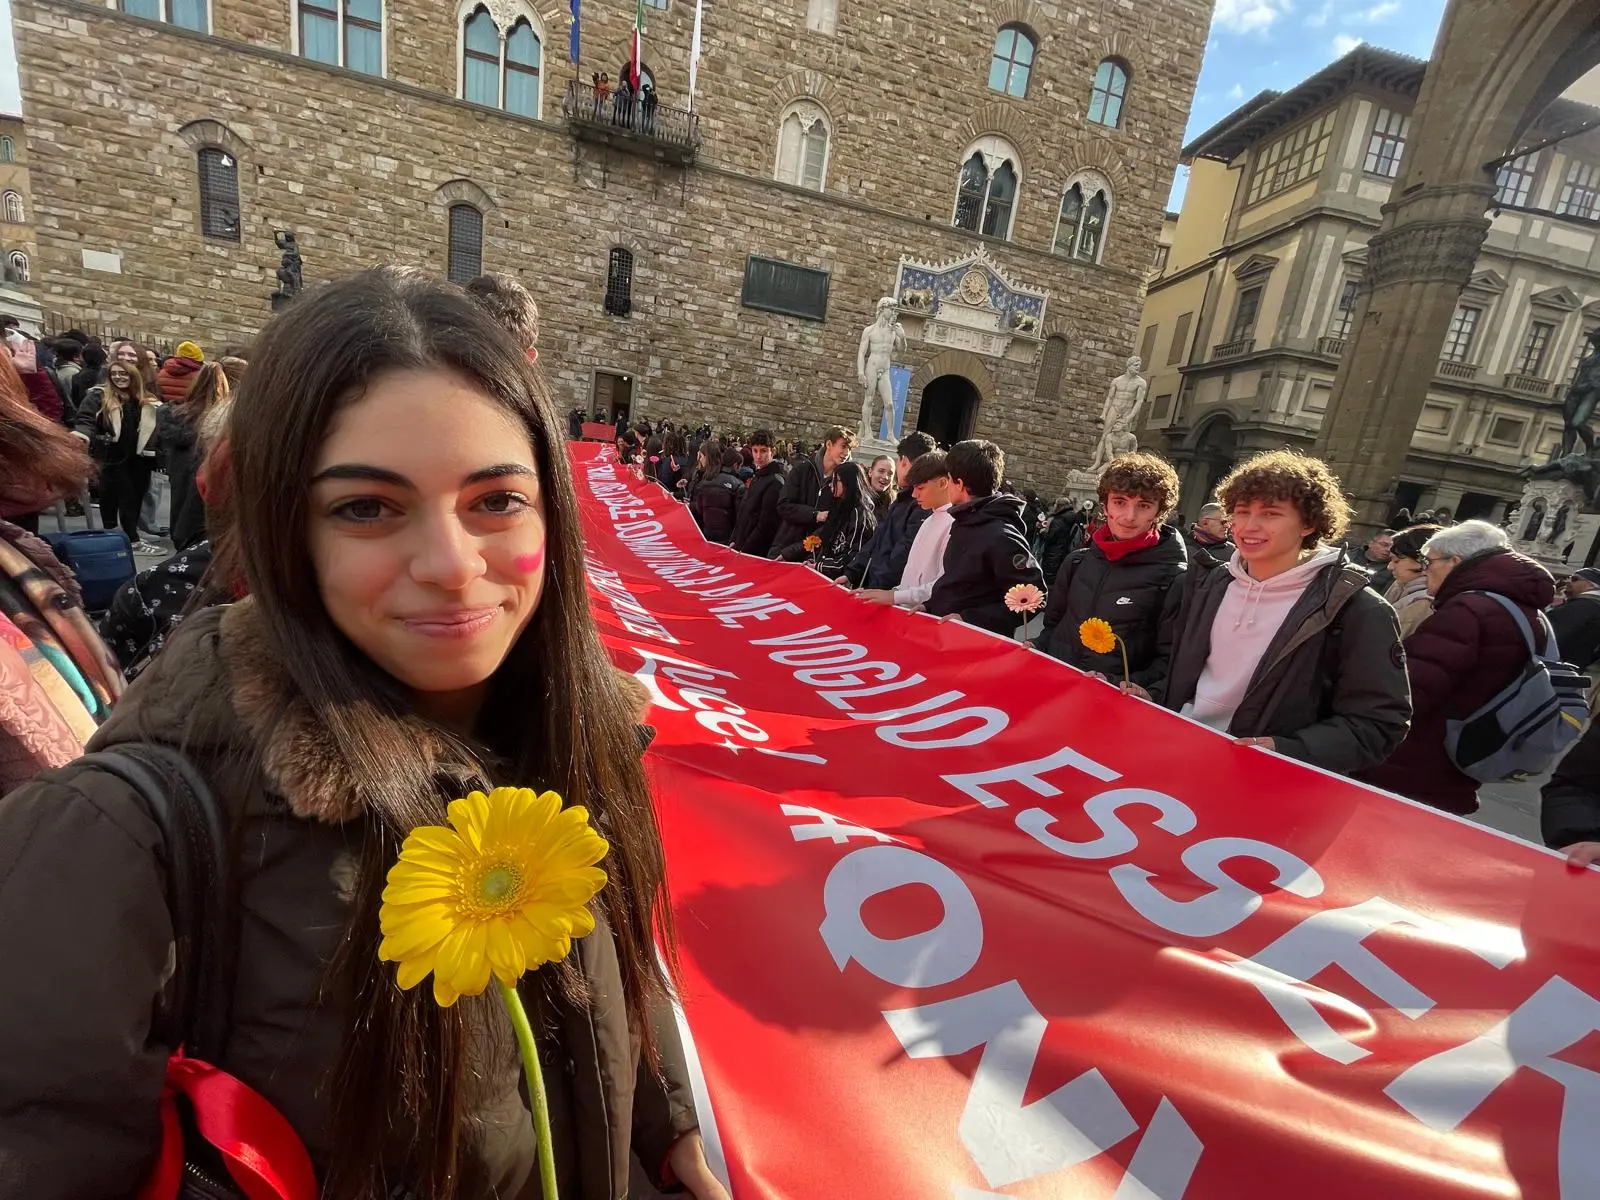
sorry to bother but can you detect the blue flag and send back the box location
[569,0,580,63]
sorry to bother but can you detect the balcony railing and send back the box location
[561,79,701,165]
[1438,358,1478,381]
[1505,372,1553,397]
[1212,337,1254,361]
[1317,335,1348,357]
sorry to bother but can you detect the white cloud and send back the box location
[1305,1,1333,28]
[1346,0,1401,21]
[1212,0,1291,35]
[1228,83,1246,100]
[1332,33,1365,56]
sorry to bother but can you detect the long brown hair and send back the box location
[213,268,675,1198]
[0,352,93,506]
[176,360,230,421]
[98,356,151,423]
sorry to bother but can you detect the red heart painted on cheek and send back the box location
[514,549,545,575]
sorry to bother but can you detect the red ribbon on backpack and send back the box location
[139,1050,317,1200]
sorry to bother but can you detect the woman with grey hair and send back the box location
[1359,519,1555,813]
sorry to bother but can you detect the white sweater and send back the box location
[894,505,954,608]
[1183,546,1342,732]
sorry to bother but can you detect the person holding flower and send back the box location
[1151,450,1410,775]
[1036,452,1188,693]
[0,270,727,1200]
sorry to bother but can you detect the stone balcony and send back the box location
[1317,335,1347,357]
[561,79,700,165]
[1211,336,1253,361]
[1504,371,1554,397]
[1437,358,1479,381]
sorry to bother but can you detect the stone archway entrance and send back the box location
[917,374,982,446]
[1317,0,1600,537]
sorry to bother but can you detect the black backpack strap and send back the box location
[78,743,233,1062]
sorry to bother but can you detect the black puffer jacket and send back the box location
[771,453,830,553]
[1543,718,1600,850]
[1157,551,1411,776]
[926,492,1046,635]
[845,490,929,588]
[690,469,742,544]
[732,461,786,557]
[1038,525,1188,690]
[1038,505,1088,584]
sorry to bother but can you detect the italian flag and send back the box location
[629,0,643,89]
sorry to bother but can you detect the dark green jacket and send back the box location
[1156,552,1412,776]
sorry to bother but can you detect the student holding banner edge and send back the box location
[1147,450,1411,776]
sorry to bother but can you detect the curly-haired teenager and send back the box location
[1037,452,1187,691]
[1147,450,1411,776]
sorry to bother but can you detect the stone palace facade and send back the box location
[12,0,1209,492]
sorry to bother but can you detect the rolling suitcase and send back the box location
[43,528,136,612]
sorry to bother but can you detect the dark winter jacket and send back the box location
[778,503,875,577]
[1038,524,1188,691]
[157,403,206,551]
[1037,505,1087,585]
[690,468,743,544]
[845,490,929,588]
[1549,591,1600,671]
[0,602,699,1199]
[1359,549,1555,815]
[732,460,786,558]
[18,367,61,423]
[926,492,1046,635]
[1188,532,1233,569]
[1157,551,1411,776]
[771,452,831,553]
[1542,718,1600,850]
[99,539,213,681]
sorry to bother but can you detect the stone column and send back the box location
[1314,183,1491,536]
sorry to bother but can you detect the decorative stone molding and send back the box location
[1094,31,1133,68]
[1231,252,1278,280]
[1365,219,1487,291]
[909,348,995,400]
[1530,285,1580,312]
[766,70,841,122]
[1050,135,1131,196]
[956,105,1042,168]
[986,0,1048,40]
[1509,478,1584,550]
[176,118,248,157]
[896,245,1047,364]
[433,178,497,212]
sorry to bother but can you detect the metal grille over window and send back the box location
[197,149,240,242]
[1363,108,1409,179]
[605,247,634,316]
[447,203,483,284]
[1035,335,1067,400]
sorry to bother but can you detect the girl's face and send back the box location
[307,367,549,709]
[108,364,131,390]
[114,343,139,368]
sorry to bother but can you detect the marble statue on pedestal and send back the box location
[858,296,906,442]
[1086,356,1148,473]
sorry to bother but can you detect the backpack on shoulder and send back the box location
[1444,592,1591,783]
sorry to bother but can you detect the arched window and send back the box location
[196,150,240,241]
[1088,58,1129,128]
[1,192,21,224]
[774,101,830,191]
[0,137,14,163]
[7,251,27,281]
[1053,171,1112,262]
[617,62,655,92]
[988,25,1035,98]
[447,203,483,284]
[463,7,499,105]
[951,136,1022,241]
[461,5,543,117]
[298,0,382,75]
[605,247,634,316]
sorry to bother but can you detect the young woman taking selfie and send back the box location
[0,270,727,1200]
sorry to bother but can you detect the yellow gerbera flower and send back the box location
[1079,617,1117,656]
[378,787,609,1007]
[803,534,822,552]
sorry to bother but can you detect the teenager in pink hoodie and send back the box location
[1149,450,1411,777]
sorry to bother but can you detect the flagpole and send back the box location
[688,0,703,113]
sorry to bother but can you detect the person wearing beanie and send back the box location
[1382,524,1443,639]
[156,341,204,406]
[1550,566,1600,677]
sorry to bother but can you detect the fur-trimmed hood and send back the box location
[90,598,479,824]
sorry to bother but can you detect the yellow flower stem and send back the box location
[1117,636,1130,687]
[498,978,559,1200]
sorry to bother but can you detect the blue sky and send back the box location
[1174,0,1448,208]
[0,0,1449,201]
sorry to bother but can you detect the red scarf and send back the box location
[1092,523,1160,562]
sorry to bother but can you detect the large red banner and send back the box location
[570,442,1600,1199]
